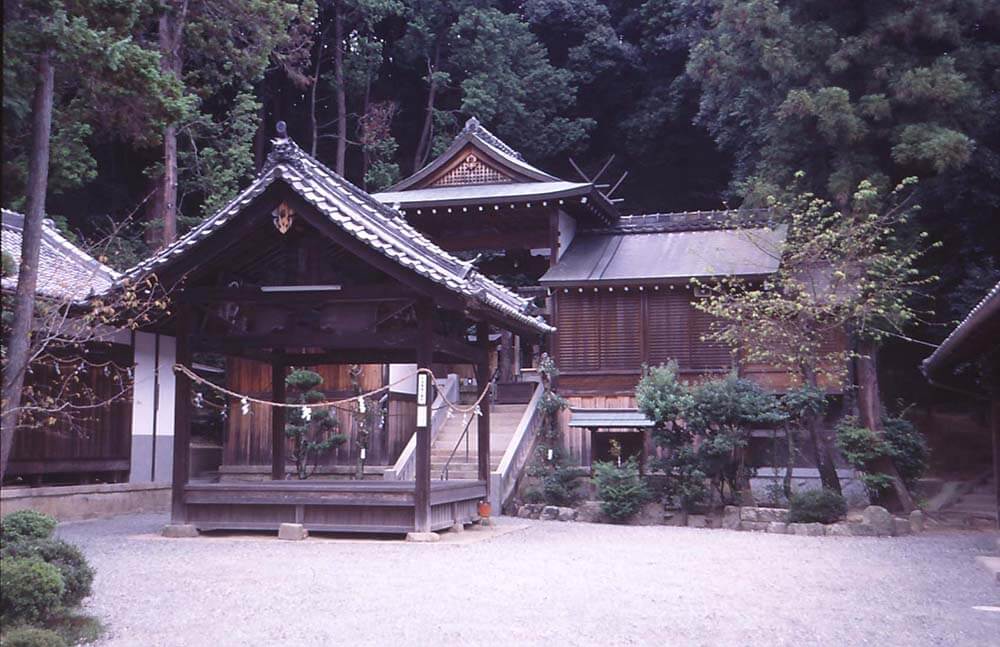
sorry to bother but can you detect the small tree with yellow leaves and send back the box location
[693,175,937,511]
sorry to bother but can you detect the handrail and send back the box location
[440,414,476,480]
[383,374,458,481]
[440,366,500,480]
[489,381,545,512]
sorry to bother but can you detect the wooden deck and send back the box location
[181,480,486,534]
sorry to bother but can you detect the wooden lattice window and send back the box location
[431,154,512,187]
[598,292,642,370]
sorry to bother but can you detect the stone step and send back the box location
[957,493,997,506]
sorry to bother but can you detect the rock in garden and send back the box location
[862,506,894,536]
[757,508,790,523]
[741,521,768,532]
[766,522,789,534]
[850,523,877,537]
[637,502,665,525]
[541,505,560,521]
[723,506,741,530]
[687,514,708,528]
[278,523,308,541]
[893,517,912,536]
[575,501,603,523]
[909,510,924,533]
[740,507,759,522]
[517,506,533,519]
[824,523,853,537]
[557,507,577,522]
[791,522,825,536]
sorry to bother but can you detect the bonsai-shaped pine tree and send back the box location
[284,369,347,479]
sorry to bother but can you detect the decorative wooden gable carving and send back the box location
[272,203,295,234]
[430,153,513,187]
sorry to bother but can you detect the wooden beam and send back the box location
[476,322,492,487]
[414,299,434,533]
[432,334,486,364]
[171,306,192,522]
[179,284,417,304]
[271,360,287,481]
[191,330,418,352]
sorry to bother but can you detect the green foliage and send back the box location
[2,251,16,278]
[284,369,347,479]
[0,626,68,647]
[0,558,64,625]
[640,368,785,506]
[1,511,57,544]
[636,362,693,449]
[2,540,94,607]
[592,458,650,523]
[836,414,928,497]
[788,489,847,524]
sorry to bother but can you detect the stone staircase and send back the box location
[939,474,997,527]
[430,401,529,481]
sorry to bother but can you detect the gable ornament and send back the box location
[273,203,295,234]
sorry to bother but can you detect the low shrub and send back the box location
[592,458,651,523]
[540,466,585,506]
[0,558,65,625]
[521,488,545,504]
[0,626,68,647]
[3,540,94,606]
[788,489,847,524]
[0,511,57,544]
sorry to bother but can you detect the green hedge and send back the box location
[789,489,847,524]
[0,511,57,545]
[0,558,65,625]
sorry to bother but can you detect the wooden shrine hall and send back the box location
[117,122,552,535]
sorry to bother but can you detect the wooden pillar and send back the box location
[271,359,286,481]
[414,299,434,533]
[170,306,192,522]
[992,398,999,530]
[477,322,492,486]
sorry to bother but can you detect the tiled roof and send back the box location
[373,181,592,209]
[605,209,773,234]
[540,225,786,285]
[116,132,553,334]
[1,209,119,302]
[922,280,1000,378]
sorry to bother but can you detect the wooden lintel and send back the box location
[432,334,486,364]
[191,330,418,352]
[179,284,417,304]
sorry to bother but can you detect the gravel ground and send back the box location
[57,514,999,647]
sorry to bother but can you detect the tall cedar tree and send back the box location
[1,0,182,480]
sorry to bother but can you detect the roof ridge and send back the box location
[460,117,524,161]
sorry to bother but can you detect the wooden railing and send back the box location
[489,381,545,513]
[383,374,458,481]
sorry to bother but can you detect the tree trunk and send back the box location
[499,330,515,382]
[803,369,842,493]
[333,0,346,175]
[413,44,440,172]
[855,337,915,512]
[308,26,327,158]
[152,1,187,248]
[1,48,55,482]
[783,423,794,500]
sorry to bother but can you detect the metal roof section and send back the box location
[539,225,787,286]
[373,181,592,209]
[115,127,553,334]
[387,117,559,192]
[1,209,120,302]
[568,408,655,428]
[922,280,1000,379]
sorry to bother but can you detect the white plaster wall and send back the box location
[557,209,577,261]
[389,363,418,395]
[129,332,176,483]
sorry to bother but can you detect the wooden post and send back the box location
[477,322,492,486]
[170,306,192,522]
[992,398,999,530]
[271,359,286,481]
[414,299,434,533]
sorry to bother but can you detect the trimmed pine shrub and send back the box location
[2,539,94,606]
[0,511,57,544]
[789,488,847,524]
[0,626,68,647]
[592,458,651,523]
[0,558,65,624]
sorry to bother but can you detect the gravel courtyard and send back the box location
[58,514,998,647]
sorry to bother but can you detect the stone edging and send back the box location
[723,505,925,537]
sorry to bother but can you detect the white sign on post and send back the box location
[416,373,429,428]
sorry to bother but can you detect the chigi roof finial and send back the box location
[275,120,288,139]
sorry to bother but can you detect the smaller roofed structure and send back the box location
[1,209,119,301]
[540,210,786,287]
[372,117,616,225]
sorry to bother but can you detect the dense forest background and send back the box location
[3,0,999,399]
